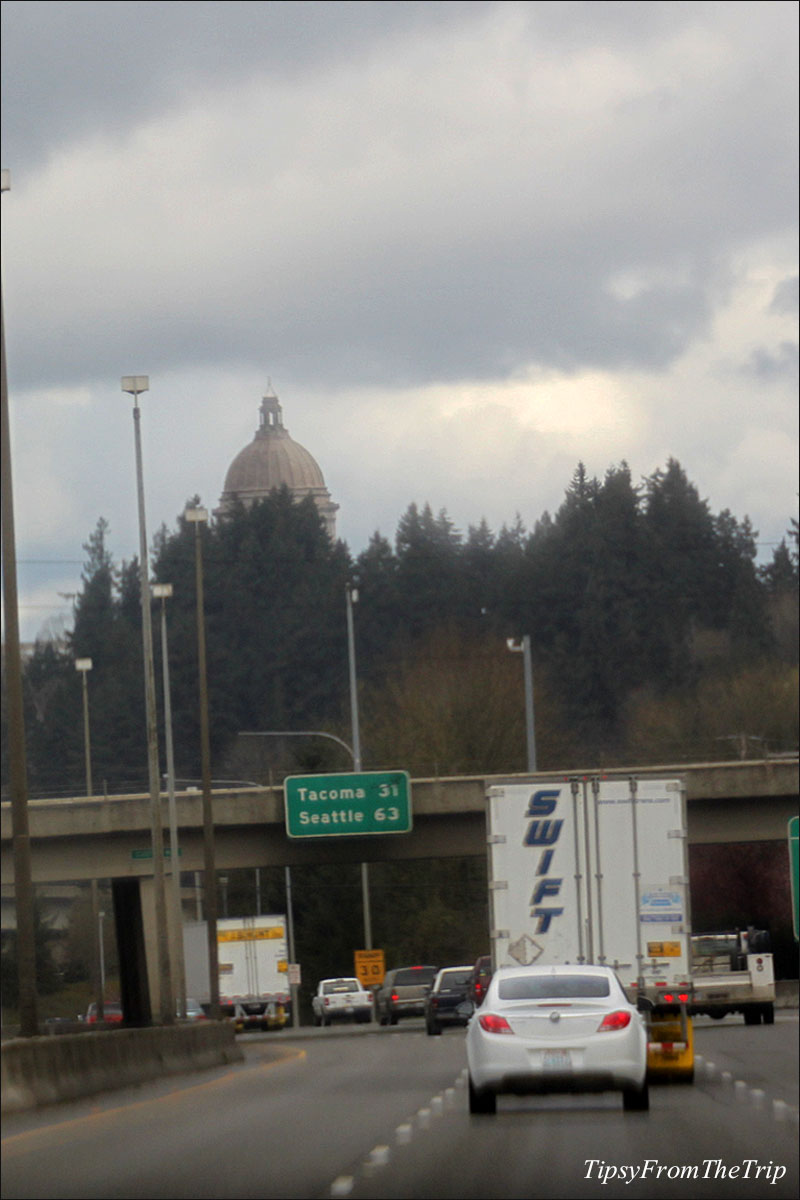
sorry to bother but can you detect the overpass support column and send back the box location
[138,875,185,1022]
[112,878,151,1025]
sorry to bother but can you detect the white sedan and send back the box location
[465,964,649,1114]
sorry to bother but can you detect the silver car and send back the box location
[465,964,649,1114]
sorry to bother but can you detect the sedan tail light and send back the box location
[478,1012,514,1034]
[597,1010,632,1032]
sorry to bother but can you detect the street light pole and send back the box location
[346,583,362,773]
[1,168,38,1036]
[185,505,220,1020]
[98,909,106,999]
[75,659,94,797]
[507,635,537,772]
[153,583,186,1019]
[75,657,103,1022]
[284,866,299,1029]
[121,375,173,1025]
[346,582,372,950]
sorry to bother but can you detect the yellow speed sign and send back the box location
[354,949,385,989]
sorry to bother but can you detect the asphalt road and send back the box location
[1,1015,797,1200]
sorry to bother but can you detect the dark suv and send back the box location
[424,965,473,1035]
[376,965,438,1025]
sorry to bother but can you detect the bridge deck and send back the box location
[2,760,796,881]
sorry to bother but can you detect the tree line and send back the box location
[5,456,798,797]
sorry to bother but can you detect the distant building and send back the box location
[217,386,338,539]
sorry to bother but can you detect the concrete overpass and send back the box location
[2,759,797,1019]
[2,759,796,882]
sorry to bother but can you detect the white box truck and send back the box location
[486,775,695,1077]
[183,915,290,1031]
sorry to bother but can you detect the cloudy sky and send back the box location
[2,1,797,642]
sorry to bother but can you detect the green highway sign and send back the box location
[284,770,412,838]
[131,847,181,860]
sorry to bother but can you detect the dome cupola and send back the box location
[218,385,338,538]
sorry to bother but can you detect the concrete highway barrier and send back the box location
[1,1021,244,1114]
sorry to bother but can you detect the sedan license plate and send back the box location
[542,1050,572,1072]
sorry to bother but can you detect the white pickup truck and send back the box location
[690,930,775,1025]
[312,977,373,1025]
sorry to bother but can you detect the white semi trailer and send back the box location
[183,915,290,1031]
[485,775,695,1078]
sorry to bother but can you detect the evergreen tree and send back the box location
[24,518,148,794]
[761,524,799,594]
[641,459,719,683]
[462,519,500,631]
[148,489,353,777]
[70,518,117,661]
[394,503,464,640]
[759,523,800,664]
[353,531,404,689]
[712,510,771,660]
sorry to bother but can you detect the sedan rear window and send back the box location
[498,975,611,1000]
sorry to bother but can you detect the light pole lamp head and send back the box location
[121,375,149,396]
[75,658,93,672]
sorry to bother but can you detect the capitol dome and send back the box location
[217,387,338,538]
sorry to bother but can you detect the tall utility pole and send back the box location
[185,506,220,1019]
[507,635,537,772]
[122,376,173,1025]
[521,634,537,773]
[76,657,104,1023]
[153,583,186,1019]
[75,658,94,797]
[1,168,38,1036]
[346,581,371,950]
